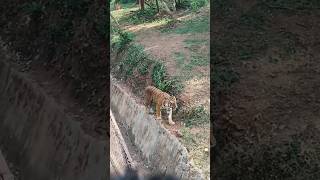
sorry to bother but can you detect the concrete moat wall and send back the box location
[0,60,107,180]
[110,79,204,180]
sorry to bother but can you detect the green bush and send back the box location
[189,0,208,10]
[183,106,209,127]
[151,62,183,95]
[118,44,151,78]
[112,30,135,52]
[178,0,208,11]
[123,8,158,25]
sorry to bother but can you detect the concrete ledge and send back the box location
[110,78,204,180]
[110,110,134,176]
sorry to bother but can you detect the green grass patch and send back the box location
[184,39,208,53]
[110,0,136,11]
[182,106,209,127]
[177,0,209,11]
[182,54,209,72]
[111,4,139,21]
[181,127,196,145]
[162,16,209,34]
[180,38,209,72]
[184,39,206,46]
[116,7,161,25]
[189,0,208,11]
[190,55,209,66]
[174,52,185,68]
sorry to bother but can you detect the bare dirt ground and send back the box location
[213,0,320,179]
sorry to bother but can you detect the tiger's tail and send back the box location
[144,86,154,107]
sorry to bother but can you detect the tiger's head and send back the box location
[170,96,177,110]
[162,96,177,111]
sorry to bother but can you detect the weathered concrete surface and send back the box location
[0,60,107,180]
[110,78,204,180]
[0,149,14,180]
[110,109,134,176]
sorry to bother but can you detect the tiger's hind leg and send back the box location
[144,91,152,114]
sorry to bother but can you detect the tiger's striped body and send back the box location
[144,86,177,125]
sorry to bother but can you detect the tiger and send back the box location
[144,86,177,125]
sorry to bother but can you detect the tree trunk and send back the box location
[156,0,160,12]
[140,0,145,10]
[136,0,139,5]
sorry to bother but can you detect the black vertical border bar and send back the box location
[210,0,213,178]
[105,0,111,178]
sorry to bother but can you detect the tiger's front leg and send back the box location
[156,103,162,120]
[167,107,175,125]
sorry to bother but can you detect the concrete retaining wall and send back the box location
[0,60,107,180]
[110,110,134,176]
[110,79,204,180]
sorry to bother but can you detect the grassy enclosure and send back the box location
[111,0,210,178]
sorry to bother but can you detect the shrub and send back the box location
[183,106,209,127]
[151,62,184,95]
[118,44,151,78]
[178,0,208,11]
[189,0,208,11]
[112,30,135,52]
